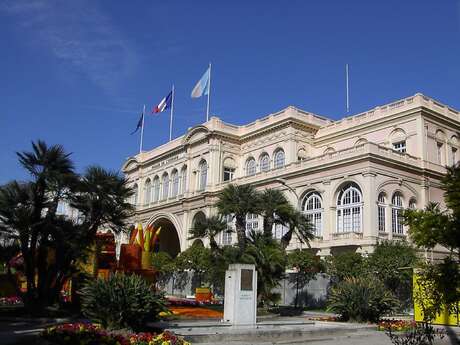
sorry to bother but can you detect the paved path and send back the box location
[196,329,459,345]
[0,317,71,345]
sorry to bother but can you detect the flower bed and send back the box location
[378,319,417,331]
[306,316,338,322]
[166,296,222,307]
[168,306,223,319]
[41,323,190,345]
[0,296,22,306]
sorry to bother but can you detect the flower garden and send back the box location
[377,319,417,332]
[41,323,190,345]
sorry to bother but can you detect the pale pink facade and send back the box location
[122,93,459,257]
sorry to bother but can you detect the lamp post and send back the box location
[275,178,300,210]
[276,178,304,307]
[275,178,304,251]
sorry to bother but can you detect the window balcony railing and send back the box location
[332,232,363,240]
[378,231,389,238]
[392,232,407,239]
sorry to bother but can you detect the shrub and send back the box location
[81,273,166,331]
[324,252,367,283]
[385,322,445,345]
[278,306,304,316]
[327,276,398,323]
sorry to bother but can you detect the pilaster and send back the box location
[321,179,332,241]
[363,172,377,238]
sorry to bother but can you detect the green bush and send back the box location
[327,276,398,323]
[81,273,166,331]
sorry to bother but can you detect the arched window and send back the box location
[162,173,169,200]
[377,192,386,233]
[274,149,285,168]
[191,212,206,237]
[153,176,160,202]
[409,198,417,209]
[132,184,138,205]
[181,166,187,195]
[223,157,236,182]
[391,192,404,235]
[297,148,307,161]
[324,147,336,155]
[390,128,407,153]
[302,192,323,237]
[199,160,207,190]
[259,153,270,172]
[246,157,256,176]
[171,170,179,197]
[144,179,151,205]
[336,183,363,233]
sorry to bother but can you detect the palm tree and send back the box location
[244,231,287,304]
[189,215,228,253]
[0,141,134,313]
[70,165,134,235]
[258,189,292,239]
[215,184,261,254]
[280,209,315,249]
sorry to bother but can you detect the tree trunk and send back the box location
[263,216,274,239]
[235,216,246,254]
[280,230,292,250]
[209,237,220,254]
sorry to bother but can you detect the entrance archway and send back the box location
[150,217,181,258]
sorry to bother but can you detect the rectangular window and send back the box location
[181,170,187,194]
[246,213,259,235]
[306,213,322,237]
[222,215,233,245]
[337,210,343,233]
[452,147,457,166]
[314,213,322,236]
[272,223,288,240]
[172,176,179,197]
[352,207,361,232]
[392,208,403,234]
[223,167,235,182]
[343,208,351,232]
[437,142,443,164]
[393,141,406,153]
[57,201,66,215]
[378,205,385,232]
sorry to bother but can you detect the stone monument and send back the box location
[223,263,257,325]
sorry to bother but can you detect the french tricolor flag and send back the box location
[152,91,173,114]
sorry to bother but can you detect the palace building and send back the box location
[121,93,459,259]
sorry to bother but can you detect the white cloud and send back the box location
[1,0,138,95]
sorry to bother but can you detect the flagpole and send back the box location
[169,85,175,141]
[206,62,211,122]
[346,64,350,113]
[140,104,145,153]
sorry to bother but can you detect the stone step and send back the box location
[167,322,376,344]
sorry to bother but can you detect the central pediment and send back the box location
[182,125,210,145]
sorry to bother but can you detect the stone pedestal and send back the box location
[223,264,257,325]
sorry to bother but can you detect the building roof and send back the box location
[124,93,460,168]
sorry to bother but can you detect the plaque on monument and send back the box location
[240,269,253,291]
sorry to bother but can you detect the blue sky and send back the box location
[1,0,459,184]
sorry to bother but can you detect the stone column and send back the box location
[321,180,332,241]
[208,139,220,187]
[362,172,377,239]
